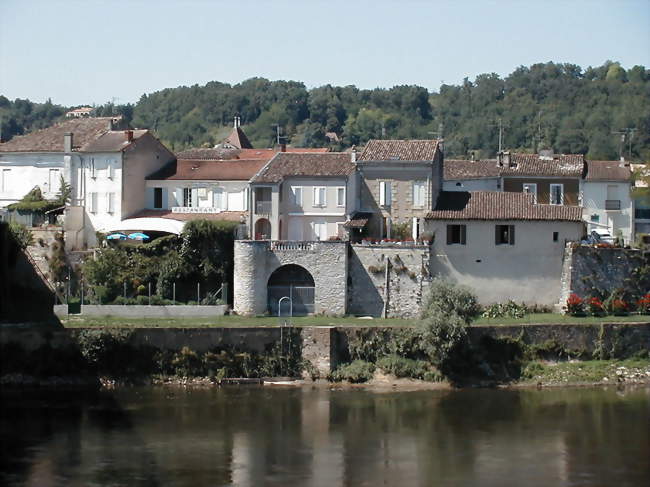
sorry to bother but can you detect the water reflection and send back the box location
[1,387,648,486]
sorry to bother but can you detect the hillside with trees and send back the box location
[1,61,649,160]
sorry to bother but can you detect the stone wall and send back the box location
[348,244,431,318]
[75,304,228,318]
[233,241,347,316]
[558,245,650,307]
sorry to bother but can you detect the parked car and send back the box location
[589,229,615,244]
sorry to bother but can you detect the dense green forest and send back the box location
[1,61,649,160]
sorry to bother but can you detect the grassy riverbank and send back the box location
[59,313,650,328]
[517,358,650,386]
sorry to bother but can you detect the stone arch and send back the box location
[254,218,271,240]
[267,264,315,316]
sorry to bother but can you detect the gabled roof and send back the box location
[251,152,354,184]
[0,117,121,153]
[585,160,632,182]
[147,159,268,181]
[425,191,583,221]
[358,139,440,162]
[80,130,149,152]
[444,159,500,180]
[222,126,253,149]
[499,153,584,178]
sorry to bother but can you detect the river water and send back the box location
[1,386,648,486]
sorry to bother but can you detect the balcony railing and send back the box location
[605,200,621,211]
[270,241,314,251]
[255,201,272,214]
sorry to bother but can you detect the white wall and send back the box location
[145,180,249,211]
[0,153,65,207]
[443,178,500,192]
[582,180,633,244]
[424,219,583,305]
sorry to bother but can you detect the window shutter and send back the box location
[461,225,466,245]
[385,182,391,206]
[161,188,168,209]
[320,187,326,206]
[108,161,115,180]
[495,225,500,245]
[447,225,453,245]
[509,225,515,245]
[379,182,386,206]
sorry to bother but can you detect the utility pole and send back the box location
[428,121,444,139]
[620,128,637,159]
[490,118,507,153]
[612,130,627,160]
[271,124,284,146]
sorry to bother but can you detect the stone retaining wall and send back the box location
[75,305,229,318]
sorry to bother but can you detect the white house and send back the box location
[249,152,357,240]
[424,191,584,305]
[582,160,633,244]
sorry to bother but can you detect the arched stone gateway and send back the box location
[267,264,315,316]
[233,240,347,316]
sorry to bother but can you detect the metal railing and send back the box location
[24,248,67,304]
[270,241,314,251]
[268,285,314,316]
[255,201,272,214]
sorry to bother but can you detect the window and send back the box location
[313,187,326,207]
[48,169,60,192]
[90,158,96,178]
[381,217,392,239]
[379,181,391,207]
[313,221,327,240]
[446,224,466,245]
[292,186,303,206]
[550,184,563,205]
[106,193,115,214]
[183,188,193,207]
[154,188,163,209]
[1,168,11,192]
[495,225,515,245]
[591,214,600,223]
[88,192,98,213]
[553,231,559,242]
[213,188,224,209]
[522,183,537,203]
[606,184,621,210]
[337,187,345,207]
[107,160,115,180]
[413,181,425,206]
[412,217,420,240]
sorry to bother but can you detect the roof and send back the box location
[147,159,268,181]
[175,147,328,160]
[343,211,372,229]
[425,191,583,222]
[222,126,253,149]
[585,160,632,182]
[444,159,500,180]
[0,117,121,153]
[251,152,354,184]
[499,153,584,178]
[358,139,440,162]
[131,209,245,223]
[80,130,148,152]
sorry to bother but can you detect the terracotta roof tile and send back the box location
[147,159,268,181]
[499,153,584,177]
[444,159,500,179]
[176,147,329,161]
[358,139,440,162]
[425,191,582,221]
[0,117,123,152]
[251,152,354,183]
[80,130,149,152]
[585,160,632,181]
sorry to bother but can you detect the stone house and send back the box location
[423,191,584,305]
[249,152,356,241]
[354,139,443,240]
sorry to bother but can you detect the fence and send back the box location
[267,285,315,316]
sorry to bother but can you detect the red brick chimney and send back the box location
[125,130,134,142]
[280,143,286,152]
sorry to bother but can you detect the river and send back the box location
[1,386,648,486]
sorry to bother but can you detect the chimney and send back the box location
[125,130,134,142]
[539,148,554,160]
[503,151,511,167]
[106,118,114,131]
[280,143,286,152]
[496,151,503,167]
[64,132,73,153]
[351,146,357,163]
[470,151,475,162]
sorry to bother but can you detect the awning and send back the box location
[102,217,185,235]
[343,212,372,229]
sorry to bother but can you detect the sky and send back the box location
[1,0,649,107]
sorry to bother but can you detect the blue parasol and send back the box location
[106,233,127,240]
[128,232,150,241]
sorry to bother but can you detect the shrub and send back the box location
[8,222,33,249]
[481,301,527,319]
[587,296,605,316]
[330,360,375,383]
[376,355,431,379]
[421,278,480,324]
[564,294,585,316]
[171,347,204,376]
[637,294,650,314]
